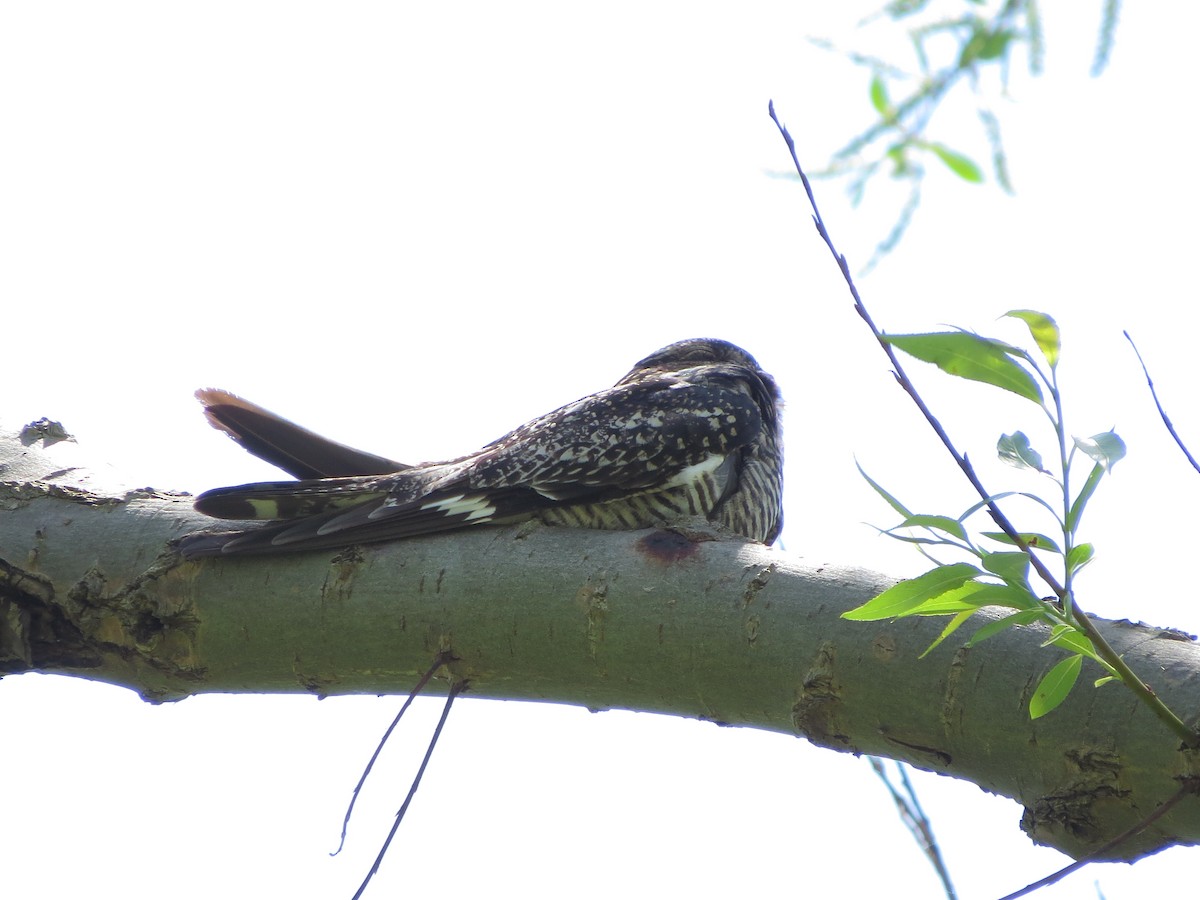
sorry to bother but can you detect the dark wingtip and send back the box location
[177,532,236,558]
[193,485,264,520]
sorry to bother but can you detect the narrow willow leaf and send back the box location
[876,532,967,550]
[1074,431,1126,472]
[909,596,985,615]
[914,582,1039,614]
[894,514,968,541]
[967,608,1045,646]
[883,332,1042,402]
[959,26,1012,67]
[920,609,975,658]
[982,551,1031,588]
[1043,624,1097,657]
[842,563,981,621]
[981,531,1062,554]
[1094,675,1118,688]
[886,143,910,176]
[958,27,987,67]
[870,74,891,117]
[980,29,1014,60]
[909,580,1001,614]
[856,460,913,518]
[1067,463,1105,533]
[1015,491,1066,522]
[958,490,1022,521]
[1066,542,1094,572]
[1030,654,1083,719]
[930,143,984,183]
[1005,310,1060,368]
[998,431,1046,472]
[973,27,1013,61]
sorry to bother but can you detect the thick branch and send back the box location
[2,429,1198,861]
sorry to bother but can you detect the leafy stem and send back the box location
[768,100,1198,747]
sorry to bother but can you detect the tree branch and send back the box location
[2,427,1199,862]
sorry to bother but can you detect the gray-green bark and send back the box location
[2,428,1198,862]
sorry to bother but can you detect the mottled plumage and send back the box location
[180,338,783,557]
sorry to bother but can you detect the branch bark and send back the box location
[2,428,1198,862]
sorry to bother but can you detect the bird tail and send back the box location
[193,476,389,521]
[196,389,408,479]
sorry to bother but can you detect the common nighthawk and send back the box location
[180,338,783,557]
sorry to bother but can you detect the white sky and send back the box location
[3,2,1197,897]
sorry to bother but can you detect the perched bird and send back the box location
[180,338,783,557]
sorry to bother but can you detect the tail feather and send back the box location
[193,477,389,521]
[197,389,408,479]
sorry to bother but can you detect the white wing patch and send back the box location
[662,452,727,488]
[415,493,498,522]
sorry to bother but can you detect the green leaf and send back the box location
[914,582,1039,614]
[920,609,975,658]
[977,28,1014,60]
[885,0,934,18]
[960,26,1013,67]
[883,332,1042,403]
[1074,431,1126,472]
[893,514,968,541]
[981,551,1030,588]
[1030,654,1082,719]
[875,531,965,550]
[1005,310,1060,368]
[870,74,892,118]
[856,460,913,518]
[966,608,1045,646]
[1014,491,1067,523]
[1066,542,1094,573]
[959,29,987,67]
[842,563,981,621]
[997,431,1046,472]
[958,490,1022,521]
[886,143,910,176]
[1066,463,1105,533]
[930,143,983,183]
[1043,624,1097,657]
[981,531,1062,554]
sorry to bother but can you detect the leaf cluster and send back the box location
[810,0,1123,268]
[846,310,1127,717]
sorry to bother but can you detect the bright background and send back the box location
[2,3,1196,897]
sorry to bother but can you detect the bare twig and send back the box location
[1125,331,1200,476]
[995,781,1197,900]
[766,99,1198,751]
[331,650,454,856]
[351,678,466,900]
[869,758,958,900]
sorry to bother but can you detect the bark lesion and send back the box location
[1,556,100,672]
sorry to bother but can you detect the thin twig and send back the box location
[768,99,1056,590]
[995,781,1197,900]
[331,650,453,856]
[351,679,466,900]
[766,99,1198,751]
[869,758,958,900]
[1125,331,1200,475]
